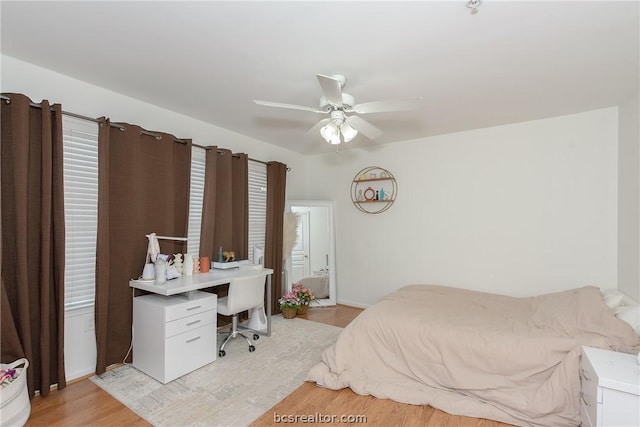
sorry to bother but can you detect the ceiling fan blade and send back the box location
[304,118,330,140]
[316,74,343,107]
[352,97,423,114]
[346,116,383,140]
[254,100,324,113]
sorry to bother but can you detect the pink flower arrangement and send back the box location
[293,282,317,305]
[278,292,301,309]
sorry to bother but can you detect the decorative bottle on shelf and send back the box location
[379,188,386,200]
[357,189,364,201]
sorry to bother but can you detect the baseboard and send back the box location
[336,299,370,309]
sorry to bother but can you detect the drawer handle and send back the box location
[186,320,201,326]
[186,305,202,311]
[580,392,590,406]
[186,336,201,344]
[581,368,591,382]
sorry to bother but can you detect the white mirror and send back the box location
[284,200,337,306]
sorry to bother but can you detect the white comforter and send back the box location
[307,285,640,426]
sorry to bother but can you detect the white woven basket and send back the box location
[0,358,30,427]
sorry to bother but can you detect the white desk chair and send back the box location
[217,271,268,357]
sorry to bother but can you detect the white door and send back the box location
[290,210,310,284]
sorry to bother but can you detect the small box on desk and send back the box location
[212,261,239,270]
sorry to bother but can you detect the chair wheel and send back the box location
[218,350,226,357]
[253,334,260,340]
[249,345,255,352]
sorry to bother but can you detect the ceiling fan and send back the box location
[253,74,422,145]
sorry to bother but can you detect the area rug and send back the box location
[90,316,342,426]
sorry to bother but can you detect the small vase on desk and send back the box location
[183,254,193,276]
[200,257,210,273]
[154,260,166,284]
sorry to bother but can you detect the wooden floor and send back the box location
[27,305,511,426]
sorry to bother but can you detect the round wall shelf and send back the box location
[351,166,397,214]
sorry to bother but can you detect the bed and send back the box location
[306,285,640,427]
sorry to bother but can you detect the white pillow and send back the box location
[601,288,626,309]
[615,305,640,335]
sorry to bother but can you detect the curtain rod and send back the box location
[0,94,286,169]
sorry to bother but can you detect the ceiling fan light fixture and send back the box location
[340,122,358,142]
[320,121,339,142]
[255,73,423,149]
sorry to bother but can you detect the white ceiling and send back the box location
[1,1,638,155]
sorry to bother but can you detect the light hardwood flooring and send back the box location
[27,305,511,426]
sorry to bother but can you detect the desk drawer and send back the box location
[165,325,216,382]
[164,293,217,322]
[165,309,216,338]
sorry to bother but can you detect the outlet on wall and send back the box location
[84,317,95,332]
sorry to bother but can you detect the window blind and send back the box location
[248,160,267,263]
[62,116,99,311]
[187,146,206,255]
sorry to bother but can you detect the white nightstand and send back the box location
[580,346,640,427]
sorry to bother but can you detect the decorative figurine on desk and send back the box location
[223,250,235,262]
[173,253,183,274]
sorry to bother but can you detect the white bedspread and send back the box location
[307,285,640,426]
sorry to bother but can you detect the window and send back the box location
[187,146,206,255]
[248,160,267,264]
[62,133,263,310]
[62,116,99,311]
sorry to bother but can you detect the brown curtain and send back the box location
[0,93,66,397]
[199,148,248,261]
[95,119,191,374]
[264,161,287,314]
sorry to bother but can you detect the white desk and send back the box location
[129,267,274,383]
[129,267,274,336]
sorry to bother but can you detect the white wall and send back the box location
[306,108,620,307]
[618,95,640,301]
[1,55,308,380]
